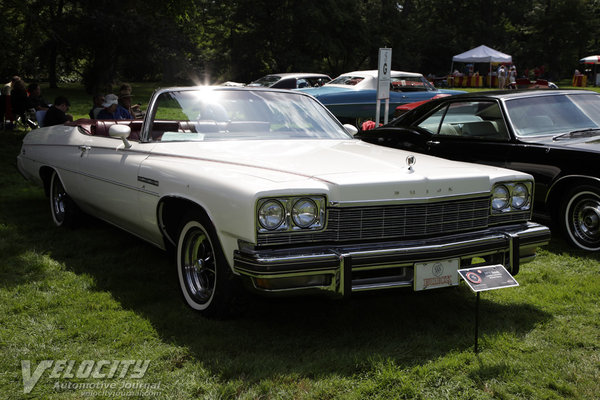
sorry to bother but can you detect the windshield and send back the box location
[149,88,352,142]
[505,93,600,137]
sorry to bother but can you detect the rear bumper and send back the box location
[233,222,550,296]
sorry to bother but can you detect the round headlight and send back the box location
[492,185,510,211]
[292,198,318,228]
[258,200,285,230]
[511,183,529,209]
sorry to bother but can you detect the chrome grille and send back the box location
[257,196,491,246]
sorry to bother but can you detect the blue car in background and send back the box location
[298,70,464,125]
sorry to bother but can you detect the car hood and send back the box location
[153,139,523,202]
[523,134,600,151]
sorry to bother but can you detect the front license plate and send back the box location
[414,258,460,291]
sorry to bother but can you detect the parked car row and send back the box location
[297,70,465,124]
[18,86,550,316]
[230,70,465,124]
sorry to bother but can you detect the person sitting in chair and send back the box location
[26,83,49,111]
[96,93,132,120]
[89,93,105,119]
[118,84,143,119]
[44,96,74,127]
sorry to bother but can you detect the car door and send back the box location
[412,100,512,167]
[412,100,557,210]
[78,133,157,239]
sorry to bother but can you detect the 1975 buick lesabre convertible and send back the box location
[17,86,550,317]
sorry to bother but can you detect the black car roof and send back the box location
[447,89,596,101]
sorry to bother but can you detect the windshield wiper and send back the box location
[553,128,600,140]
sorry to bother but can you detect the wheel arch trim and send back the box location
[545,174,600,207]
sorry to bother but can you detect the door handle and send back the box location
[79,145,91,156]
[426,140,440,146]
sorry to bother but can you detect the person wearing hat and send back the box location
[96,93,132,120]
[118,84,144,119]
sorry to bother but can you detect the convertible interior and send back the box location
[69,119,302,142]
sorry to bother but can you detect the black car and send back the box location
[356,89,600,251]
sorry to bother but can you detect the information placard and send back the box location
[458,264,518,292]
[377,48,392,100]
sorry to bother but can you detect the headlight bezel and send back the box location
[491,185,510,211]
[291,197,319,228]
[491,181,532,214]
[258,200,286,230]
[511,182,529,209]
[256,195,326,233]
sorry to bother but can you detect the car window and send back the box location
[149,89,352,142]
[390,76,434,92]
[248,75,281,87]
[305,77,330,87]
[417,101,509,140]
[272,78,296,89]
[328,75,364,86]
[296,79,310,88]
[505,93,600,137]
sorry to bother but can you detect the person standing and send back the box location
[498,65,507,89]
[509,66,517,85]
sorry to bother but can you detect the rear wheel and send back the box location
[49,171,78,227]
[176,213,237,317]
[561,186,600,251]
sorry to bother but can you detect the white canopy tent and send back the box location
[580,55,600,64]
[450,45,512,87]
[579,55,600,85]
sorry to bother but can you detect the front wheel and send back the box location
[176,213,237,317]
[561,186,600,251]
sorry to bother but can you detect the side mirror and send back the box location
[343,124,358,136]
[109,124,132,148]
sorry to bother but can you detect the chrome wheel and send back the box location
[50,171,71,226]
[176,213,238,316]
[563,187,600,251]
[178,221,217,307]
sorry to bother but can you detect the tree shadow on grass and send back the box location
[3,193,555,381]
[542,236,600,261]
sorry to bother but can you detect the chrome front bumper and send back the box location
[233,222,550,297]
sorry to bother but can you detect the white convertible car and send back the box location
[17,86,550,317]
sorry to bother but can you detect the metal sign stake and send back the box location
[376,48,391,126]
[458,264,520,354]
[474,292,480,353]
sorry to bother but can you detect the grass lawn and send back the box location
[1,85,599,399]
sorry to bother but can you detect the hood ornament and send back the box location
[406,155,416,170]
